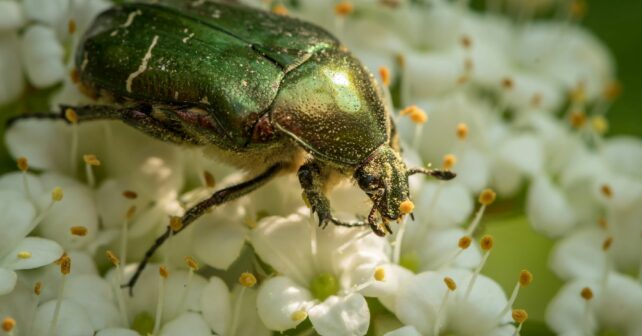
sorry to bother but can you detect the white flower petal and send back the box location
[384,326,422,336]
[193,205,248,270]
[1,237,63,270]
[308,293,370,336]
[0,1,24,30]
[20,25,66,88]
[358,263,414,313]
[600,136,642,179]
[200,276,231,335]
[412,228,482,272]
[256,276,313,332]
[32,299,95,336]
[549,227,611,281]
[160,312,211,336]
[0,190,36,257]
[5,120,72,173]
[415,181,473,228]
[63,274,121,330]
[23,0,70,26]
[0,31,24,103]
[0,268,18,295]
[229,284,271,336]
[454,148,491,194]
[394,272,442,334]
[96,328,140,336]
[526,174,577,237]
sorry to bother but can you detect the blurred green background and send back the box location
[0,0,640,335]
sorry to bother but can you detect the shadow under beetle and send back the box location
[9,0,455,293]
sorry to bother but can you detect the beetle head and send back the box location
[354,145,457,236]
[354,145,410,235]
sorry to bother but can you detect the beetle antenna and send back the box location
[408,167,456,180]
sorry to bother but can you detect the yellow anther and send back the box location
[291,310,308,322]
[602,236,613,251]
[334,1,354,16]
[70,226,88,237]
[570,84,586,103]
[569,110,586,128]
[399,199,414,215]
[395,53,405,68]
[83,154,101,166]
[501,77,514,90]
[600,184,613,198]
[123,206,136,222]
[458,236,472,249]
[271,4,288,15]
[64,108,78,124]
[2,317,16,332]
[480,235,494,251]
[17,157,29,172]
[17,251,32,259]
[68,19,77,34]
[185,256,199,271]
[512,309,528,324]
[34,281,42,296]
[580,287,593,301]
[603,80,622,102]
[478,188,496,206]
[590,115,608,135]
[569,0,587,19]
[159,265,169,279]
[203,171,216,188]
[444,277,457,291]
[400,105,428,124]
[442,154,457,170]
[374,266,386,281]
[460,35,472,49]
[106,250,120,266]
[60,255,71,275]
[530,93,543,108]
[378,66,391,87]
[70,68,80,84]
[51,187,64,202]
[456,123,469,140]
[169,216,183,232]
[519,270,533,287]
[239,272,257,288]
[122,190,138,199]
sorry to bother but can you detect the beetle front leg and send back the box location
[297,162,368,230]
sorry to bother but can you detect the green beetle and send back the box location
[11,0,454,291]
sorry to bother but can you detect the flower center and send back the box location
[399,252,419,273]
[132,312,154,335]
[309,272,339,301]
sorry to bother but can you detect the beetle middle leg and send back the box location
[124,162,285,295]
[297,162,379,233]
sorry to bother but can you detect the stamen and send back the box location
[600,184,613,199]
[65,108,79,176]
[203,171,216,189]
[169,216,183,232]
[49,255,71,336]
[2,317,16,334]
[271,4,288,15]
[399,200,414,215]
[70,226,88,237]
[569,110,586,129]
[501,77,514,91]
[512,309,528,336]
[122,190,138,199]
[30,186,63,231]
[442,154,457,170]
[83,154,100,188]
[497,270,533,320]
[456,123,469,140]
[374,266,386,282]
[34,281,42,296]
[17,157,33,201]
[239,272,257,288]
[602,80,622,102]
[438,235,472,270]
[590,116,609,135]
[569,0,587,20]
[120,205,136,269]
[106,250,129,326]
[17,251,32,259]
[67,19,76,34]
[464,235,494,300]
[28,281,43,335]
[602,236,613,251]
[51,187,64,202]
[580,287,594,335]
[177,256,200,314]
[466,188,496,235]
[152,265,169,335]
[334,1,354,16]
[291,310,308,322]
[434,277,457,335]
[530,93,543,108]
[400,105,428,124]
[379,66,391,87]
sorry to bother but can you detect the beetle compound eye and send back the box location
[358,174,380,192]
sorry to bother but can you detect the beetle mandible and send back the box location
[10,0,455,293]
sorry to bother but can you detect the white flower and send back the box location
[251,209,390,335]
[0,31,24,104]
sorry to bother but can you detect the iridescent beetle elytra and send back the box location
[9,0,455,293]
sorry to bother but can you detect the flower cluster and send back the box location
[1,0,640,335]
